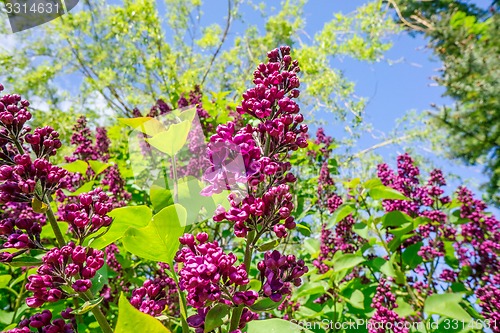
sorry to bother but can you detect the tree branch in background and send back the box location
[201,0,232,86]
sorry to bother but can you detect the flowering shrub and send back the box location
[0,46,498,333]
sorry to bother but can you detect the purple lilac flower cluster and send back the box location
[0,84,68,260]
[59,187,113,241]
[99,164,131,208]
[105,243,122,272]
[6,308,76,333]
[311,128,335,207]
[455,186,500,328]
[25,242,104,307]
[313,194,362,274]
[175,233,256,308]
[176,48,308,331]
[477,284,500,328]
[177,86,213,178]
[311,128,363,275]
[66,116,108,163]
[0,202,46,255]
[376,155,457,296]
[60,116,130,208]
[130,263,178,317]
[277,294,300,320]
[175,233,258,331]
[257,250,308,302]
[377,154,500,323]
[377,154,452,218]
[455,186,500,277]
[369,278,409,333]
[213,183,296,239]
[377,154,455,260]
[206,46,307,239]
[0,154,68,204]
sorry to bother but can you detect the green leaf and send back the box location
[444,241,459,269]
[349,289,364,309]
[295,282,326,298]
[402,242,423,270]
[41,222,69,241]
[449,209,469,225]
[0,275,12,289]
[122,204,187,263]
[257,239,280,252]
[8,256,43,267]
[69,181,96,196]
[353,223,369,239]
[304,238,320,258]
[31,197,48,213]
[250,298,284,312]
[72,297,104,315]
[379,260,397,279]
[363,178,383,189]
[174,177,216,225]
[344,178,360,189]
[387,222,415,240]
[1,321,15,329]
[88,160,111,176]
[115,293,171,333]
[382,211,412,228]
[248,279,262,292]
[424,293,472,322]
[150,184,174,212]
[327,204,355,228]
[90,205,152,249]
[147,120,192,156]
[59,160,88,174]
[296,222,311,236]
[204,303,230,332]
[118,117,165,136]
[394,298,415,317]
[331,254,365,272]
[90,265,108,295]
[369,186,408,200]
[247,319,314,333]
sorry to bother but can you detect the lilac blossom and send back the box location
[25,242,104,308]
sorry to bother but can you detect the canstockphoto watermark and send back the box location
[290,319,498,331]
[2,0,79,33]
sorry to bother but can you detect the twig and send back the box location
[387,0,427,32]
[200,0,233,86]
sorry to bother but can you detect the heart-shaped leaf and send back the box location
[122,204,186,263]
[115,294,171,333]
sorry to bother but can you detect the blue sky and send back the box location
[197,0,493,197]
[0,0,494,201]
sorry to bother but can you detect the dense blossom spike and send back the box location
[59,116,130,208]
[0,87,69,262]
[0,202,46,254]
[204,45,307,239]
[175,232,254,309]
[25,242,104,307]
[130,263,178,317]
[5,308,76,333]
[257,250,308,302]
[377,154,455,258]
[60,187,113,241]
[312,128,364,277]
[368,278,409,333]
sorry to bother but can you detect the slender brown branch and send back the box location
[387,0,428,32]
[200,0,233,85]
[347,134,415,162]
